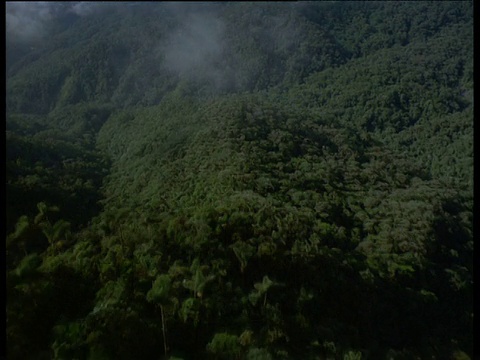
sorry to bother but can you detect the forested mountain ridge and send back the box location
[6,2,473,359]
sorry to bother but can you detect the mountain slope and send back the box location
[6,2,473,359]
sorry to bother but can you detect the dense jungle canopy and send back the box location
[5,1,473,359]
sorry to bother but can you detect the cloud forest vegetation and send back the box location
[6,2,473,359]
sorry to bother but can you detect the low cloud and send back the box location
[156,3,236,91]
[163,14,224,74]
[69,2,100,17]
[6,1,104,44]
[6,2,56,42]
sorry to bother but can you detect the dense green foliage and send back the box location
[6,2,473,359]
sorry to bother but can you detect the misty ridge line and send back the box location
[161,12,228,89]
[6,2,103,42]
[7,2,310,94]
[156,3,306,92]
[157,4,308,92]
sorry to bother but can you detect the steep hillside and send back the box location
[6,2,473,360]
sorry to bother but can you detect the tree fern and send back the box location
[6,215,30,248]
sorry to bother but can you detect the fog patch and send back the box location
[161,10,232,91]
[6,1,107,44]
[6,2,56,43]
[68,2,101,17]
